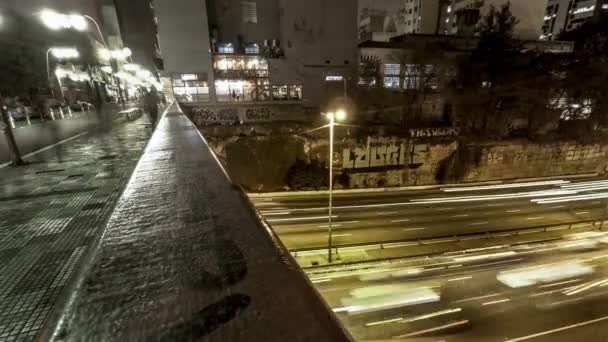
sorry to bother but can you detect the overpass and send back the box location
[36,104,350,341]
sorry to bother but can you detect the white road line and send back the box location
[311,278,331,284]
[506,209,521,213]
[575,211,589,215]
[340,221,360,224]
[469,221,488,226]
[551,205,565,209]
[391,219,410,223]
[448,276,472,282]
[505,315,608,342]
[403,227,426,231]
[527,217,544,220]
[482,298,511,306]
[365,317,402,327]
[317,224,342,228]
[452,214,469,218]
[267,215,338,222]
[397,320,470,338]
[333,233,352,237]
[376,211,398,215]
[453,293,501,303]
[487,203,505,207]
[436,207,454,211]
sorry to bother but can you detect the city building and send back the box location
[113,0,162,72]
[155,0,358,110]
[541,0,608,40]
[440,0,546,40]
[358,0,445,42]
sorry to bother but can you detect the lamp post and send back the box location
[46,47,79,99]
[325,109,347,263]
[40,9,107,48]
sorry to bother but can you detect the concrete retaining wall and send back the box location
[202,130,608,191]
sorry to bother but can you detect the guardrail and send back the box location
[290,218,605,256]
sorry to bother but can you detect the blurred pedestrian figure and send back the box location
[144,88,160,127]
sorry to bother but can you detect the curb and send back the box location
[248,173,599,198]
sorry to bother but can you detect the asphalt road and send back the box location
[250,178,608,250]
[310,241,608,341]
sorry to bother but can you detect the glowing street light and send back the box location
[46,47,80,98]
[98,47,132,61]
[325,110,347,263]
[40,9,107,47]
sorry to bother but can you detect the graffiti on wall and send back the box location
[409,127,459,138]
[342,139,428,169]
[565,145,604,161]
[245,107,274,120]
[192,108,238,123]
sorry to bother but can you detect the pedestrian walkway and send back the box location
[0,112,153,341]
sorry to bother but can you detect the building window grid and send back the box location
[242,1,258,23]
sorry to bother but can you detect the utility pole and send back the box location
[0,101,25,166]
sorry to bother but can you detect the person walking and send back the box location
[144,88,160,127]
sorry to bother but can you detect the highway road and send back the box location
[309,239,608,341]
[250,178,608,250]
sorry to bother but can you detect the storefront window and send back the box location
[289,85,302,100]
[173,74,209,102]
[384,77,400,88]
[218,43,234,53]
[272,85,289,101]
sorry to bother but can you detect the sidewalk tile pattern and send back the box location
[0,115,152,342]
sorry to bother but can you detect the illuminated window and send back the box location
[242,1,258,23]
[384,76,400,88]
[218,43,234,53]
[384,64,400,76]
[245,44,260,54]
[172,74,209,102]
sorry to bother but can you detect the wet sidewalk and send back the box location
[0,113,154,341]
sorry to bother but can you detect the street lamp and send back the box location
[40,9,107,48]
[46,47,79,98]
[325,109,347,262]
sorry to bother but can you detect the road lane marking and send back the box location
[267,215,338,222]
[311,278,331,284]
[396,320,469,338]
[482,298,510,306]
[487,203,505,207]
[341,221,360,224]
[592,201,601,204]
[527,217,544,220]
[317,224,342,228]
[391,219,410,223]
[376,211,398,215]
[365,317,402,327]
[453,293,501,303]
[504,315,608,342]
[469,221,488,226]
[333,233,352,237]
[506,209,521,213]
[436,207,454,211]
[448,276,472,282]
[575,211,589,215]
[551,205,565,209]
[403,227,426,231]
[452,214,469,218]
[530,285,579,298]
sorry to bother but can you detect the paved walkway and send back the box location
[0,112,153,342]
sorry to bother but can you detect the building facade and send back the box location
[541,0,608,40]
[440,0,545,40]
[154,0,358,109]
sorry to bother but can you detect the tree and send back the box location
[449,3,562,137]
[284,159,329,191]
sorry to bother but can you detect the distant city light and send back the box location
[181,74,197,81]
[325,76,343,81]
[572,5,595,15]
[98,47,132,61]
